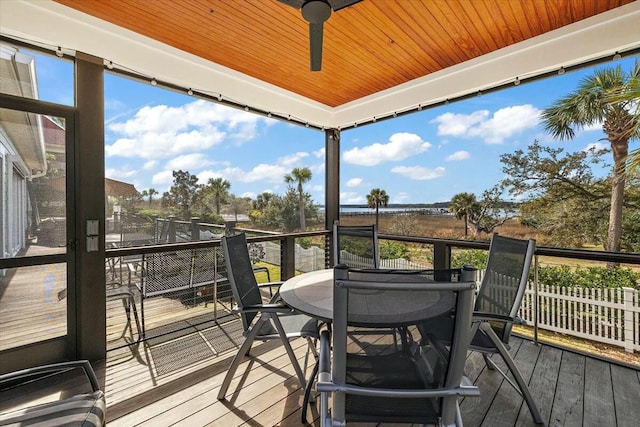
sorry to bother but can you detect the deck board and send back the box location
[583,358,615,427]
[481,339,541,427]
[515,344,562,426]
[610,364,640,427]
[459,338,523,426]
[549,351,585,426]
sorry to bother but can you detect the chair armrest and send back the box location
[239,303,294,314]
[253,266,272,282]
[257,281,284,289]
[473,312,517,323]
[316,330,332,388]
[0,360,100,392]
[317,382,479,398]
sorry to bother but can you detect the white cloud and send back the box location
[309,162,325,174]
[151,170,174,185]
[346,178,363,187]
[391,166,445,180]
[340,191,364,204]
[393,192,410,203]
[165,153,213,170]
[278,152,309,166]
[431,111,488,137]
[313,147,325,158]
[198,163,288,184]
[106,100,266,159]
[242,191,255,198]
[583,142,609,152]
[582,121,603,132]
[431,105,540,144]
[143,160,158,170]
[445,150,470,161]
[105,167,137,179]
[343,132,431,166]
[309,184,324,192]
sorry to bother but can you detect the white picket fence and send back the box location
[520,283,640,353]
[257,242,640,353]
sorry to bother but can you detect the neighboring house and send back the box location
[105,177,138,200]
[0,45,47,259]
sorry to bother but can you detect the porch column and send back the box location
[325,128,340,266]
[75,52,106,361]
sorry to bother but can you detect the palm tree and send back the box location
[147,188,158,207]
[366,188,389,229]
[449,192,478,238]
[205,178,231,215]
[541,64,639,256]
[603,66,640,172]
[284,167,312,230]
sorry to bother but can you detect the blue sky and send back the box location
[32,51,638,205]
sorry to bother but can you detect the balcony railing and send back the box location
[105,226,640,354]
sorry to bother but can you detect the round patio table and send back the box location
[279,269,456,326]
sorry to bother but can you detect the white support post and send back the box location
[623,287,634,353]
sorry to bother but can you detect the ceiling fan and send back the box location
[278,0,363,71]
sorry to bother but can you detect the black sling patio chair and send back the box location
[333,220,380,268]
[217,233,320,401]
[317,266,479,426]
[419,234,543,424]
[470,234,542,423]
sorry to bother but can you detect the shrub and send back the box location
[451,249,488,269]
[538,265,640,290]
[379,241,409,259]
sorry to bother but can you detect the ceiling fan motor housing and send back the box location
[302,0,332,24]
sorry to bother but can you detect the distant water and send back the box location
[318,206,450,214]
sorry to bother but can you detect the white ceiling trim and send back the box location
[1,0,639,130]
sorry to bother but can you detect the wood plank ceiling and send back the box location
[54,0,633,108]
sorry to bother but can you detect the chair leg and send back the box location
[130,297,142,342]
[481,323,543,424]
[483,353,497,370]
[217,315,264,400]
[301,360,320,423]
[269,314,308,389]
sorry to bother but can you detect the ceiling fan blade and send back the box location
[328,0,362,12]
[277,0,306,9]
[309,22,324,71]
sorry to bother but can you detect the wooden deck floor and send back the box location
[93,318,640,427]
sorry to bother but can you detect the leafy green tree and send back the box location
[501,141,639,248]
[603,65,640,172]
[449,192,478,237]
[284,167,312,231]
[249,192,275,223]
[167,170,201,219]
[467,186,514,237]
[251,189,319,232]
[203,177,230,215]
[147,188,158,207]
[227,194,251,221]
[366,188,389,229]
[541,64,640,254]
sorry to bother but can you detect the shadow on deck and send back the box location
[99,318,640,427]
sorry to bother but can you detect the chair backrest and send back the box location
[333,220,380,268]
[331,266,476,425]
[221,233,262,331]
[475,234,536,342]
